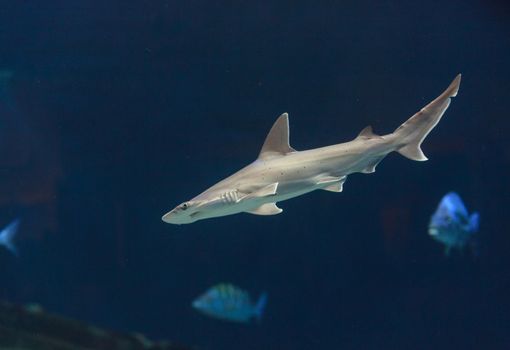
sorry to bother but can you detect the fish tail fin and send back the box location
[254,292,268,321]
[0,219,20,256]
[468,212,481,257]
[469,212,480,232]
[394,74,461,161]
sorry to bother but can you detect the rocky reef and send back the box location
[0,301,192,350]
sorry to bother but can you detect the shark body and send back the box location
[163,75,461,224]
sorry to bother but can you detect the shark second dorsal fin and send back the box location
[356,126,380,139]
[258,113,296,159]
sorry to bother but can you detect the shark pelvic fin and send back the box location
[318,176,346,192]
[361,157,384,174]
[239,183,279,202]
[322,183,343,192]
[258,113,296,159]
[246,203,282,215]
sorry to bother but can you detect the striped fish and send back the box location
[192,283,267,323]
[429,192,480,256]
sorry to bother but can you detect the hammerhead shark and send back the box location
[162,75,461,224]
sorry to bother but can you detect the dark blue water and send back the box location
[0,1,509,349]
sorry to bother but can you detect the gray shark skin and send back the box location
[163,75,461,224]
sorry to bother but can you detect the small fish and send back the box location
[0,219,20,256]
[192,283,267,323]
[428,192,479,256]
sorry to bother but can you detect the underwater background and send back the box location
[0,1,509,349]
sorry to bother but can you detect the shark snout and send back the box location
[161,211,176,223]
[162,210,188,224]
[162,206,200,225]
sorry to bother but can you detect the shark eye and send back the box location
[181,203,189,210]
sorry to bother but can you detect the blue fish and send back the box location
[192,283,267,323]
[428,192,479,256]
[0,219,20,256]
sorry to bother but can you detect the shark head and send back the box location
[162,183,281,225]
[162,190,234,225]
[162,200,203,224]
[162,113,291,225]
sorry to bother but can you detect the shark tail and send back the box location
[393,74,461,161]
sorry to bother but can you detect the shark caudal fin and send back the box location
[393,74,461,161]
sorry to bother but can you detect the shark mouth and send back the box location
[190,211,202,218]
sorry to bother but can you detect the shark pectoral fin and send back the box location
[318,176,346,192]
[238,183,279,202]
[246,203,282,216]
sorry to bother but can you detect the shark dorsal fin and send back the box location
[356,125,384,140]
[258,113,296,159]
[357,125,377,139]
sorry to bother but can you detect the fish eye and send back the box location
[181,203,189,210]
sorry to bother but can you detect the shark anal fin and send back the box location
[238,183,278,202]
[246,203,282,216]
[258,113,296,159]
[318,176,346,192]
